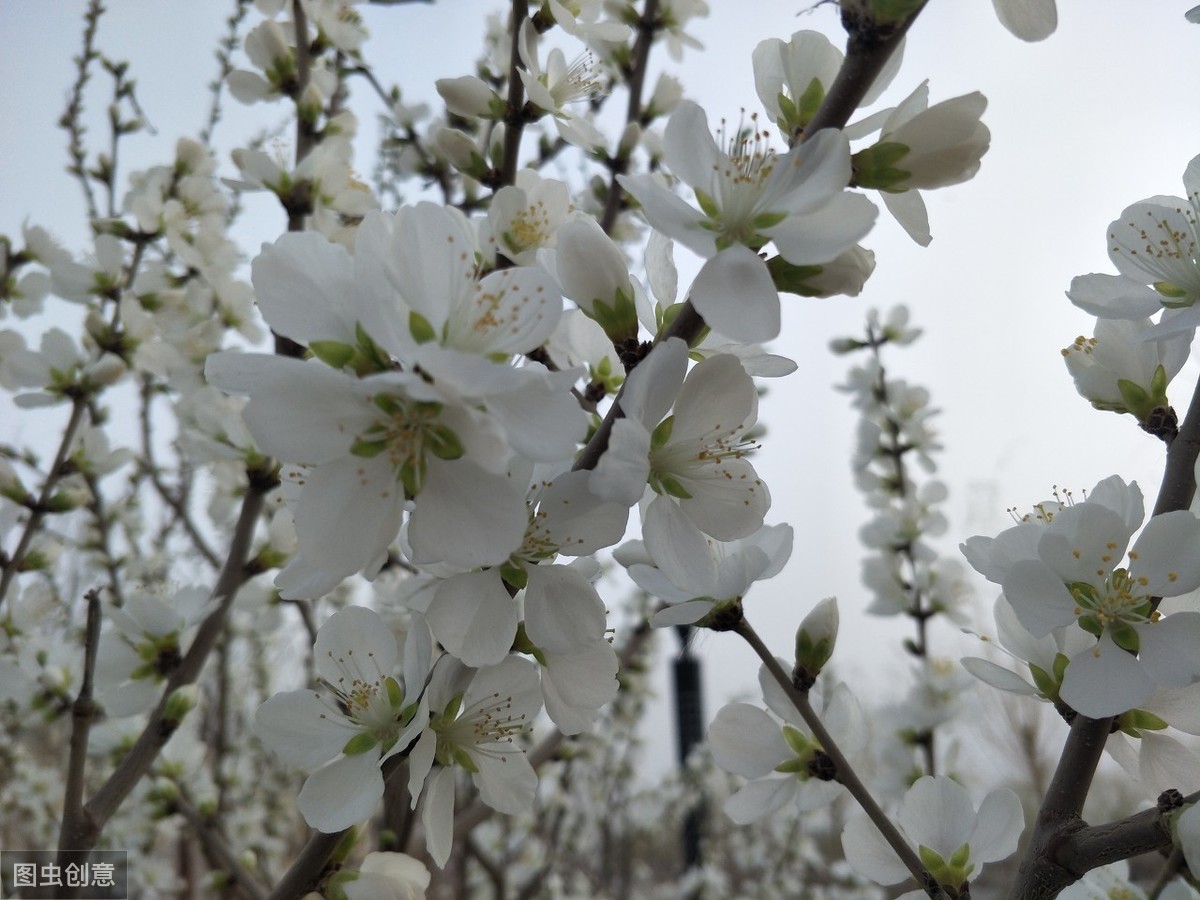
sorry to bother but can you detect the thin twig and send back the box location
[62,474,271,851]
[0,396,89,609]
[174,789,270,900]
[733,616,946,899]
[61,0,103,220]
[598,0,660,236]
[499,0,530,189]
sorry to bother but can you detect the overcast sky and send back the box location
[4,0,1200,777]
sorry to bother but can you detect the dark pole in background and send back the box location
[673,624,706,872]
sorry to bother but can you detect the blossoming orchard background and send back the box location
[5,0,1199,776]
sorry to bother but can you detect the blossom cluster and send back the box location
[38,0,1200,897]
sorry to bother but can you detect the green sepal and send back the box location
[442,692,464,721]
[766,255,828,297]
[342,731,379,756]
[1154,281,1190,301]
[350,436,389,458]
[1052,652,1070,684]
[451,744,479,773]
[794,77,825,126]
[851,141,913,191]
[585,285,639,343]
[781,723,812,757]
[589,356,623,395]
[1109,620,1140,653]
[354,322,392,373]
[1150,363,1169,400]
[384,676,403,708]
[426,424,464,460]
[795,632,834,677]
[650,415,675,451]
[501,561,528,591]
[1116,378,1152,419]
[1119,708,1170,735]
[512,622,540,658]
[1028,662,1058,699]
[1077,614,1104,638]
[752,210,787,230]
[949,843,971,869]
[695,189,720,220]
[399,457,426,497]
[774,757,807,775]
[657,474,693,500]
[310,340,356,369]
[409,311,437,345]
[918,845,946,874]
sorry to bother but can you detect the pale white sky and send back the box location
[4,1,1200,776]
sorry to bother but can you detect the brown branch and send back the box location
[598,0,660,236]
[61,471,271,851]
[0,396,89,609]
[1011,369,1200,898]
[173,790,270,900]
[734,616,946,899]
[499,0,530,189]
[57,589,103,856]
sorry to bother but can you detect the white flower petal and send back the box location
[708,702,790,778]
[1060,634,1154,718]
[426,571,516,667]
[524,564,606,653]
[408,459,527,568]
[298,751,384,832]
[690,246,780,343]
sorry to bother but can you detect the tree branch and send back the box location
[734,616,946,899]
[62,471,271,851]
[57,589,103,856]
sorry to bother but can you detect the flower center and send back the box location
[434,690,529,768]
[1070,568,1152,630]
[351,393,464,496]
